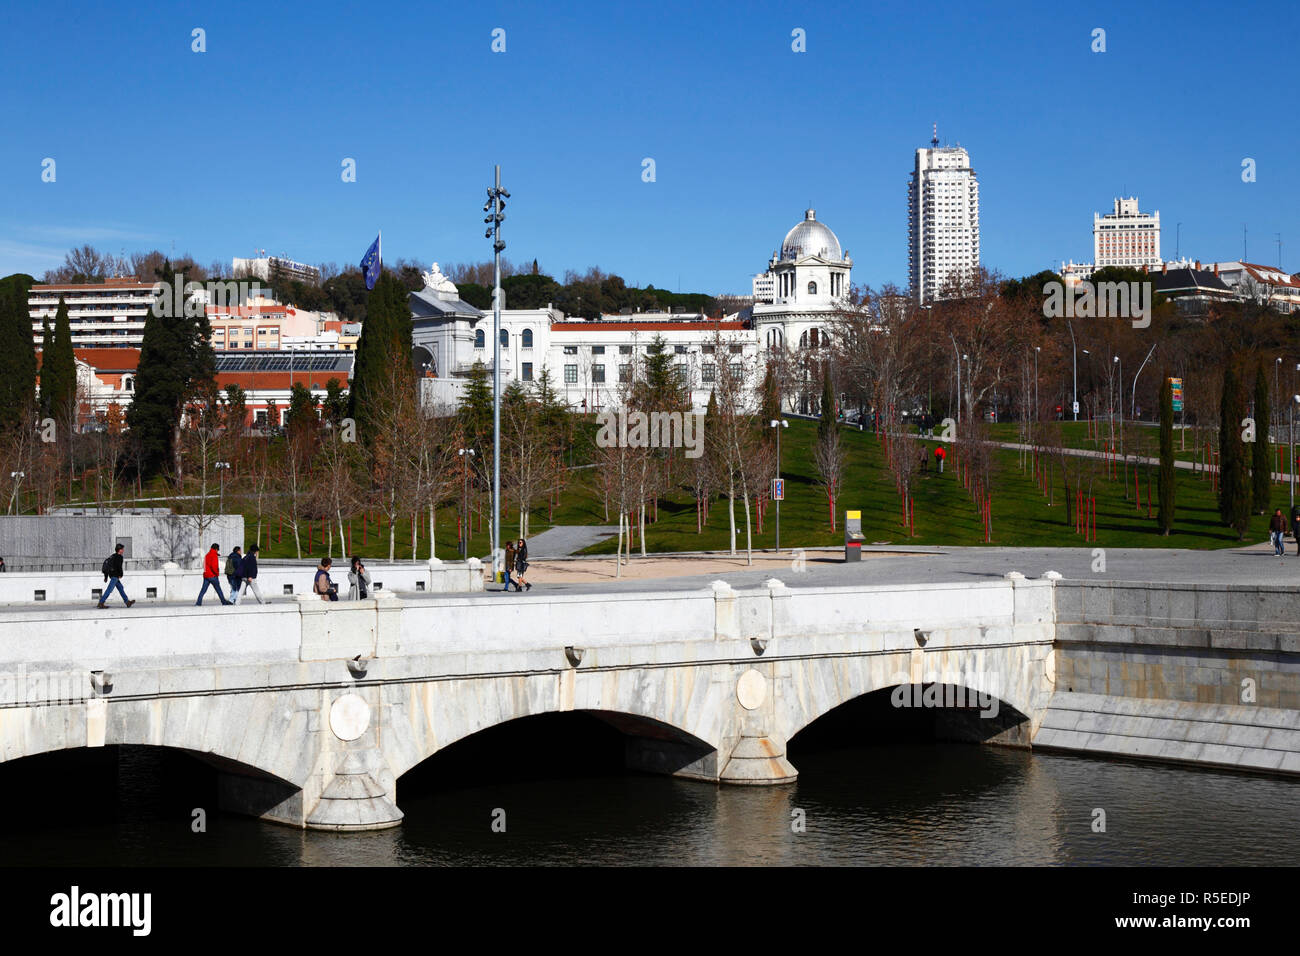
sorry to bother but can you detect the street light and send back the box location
[1113,355,1122,458]
[1131,343,1157,419]
[484,165,509,580]
[1034,346,1040,423]
[458,448,476,558]
[770,419,788,552]
[1292,397,1299,509]
[214,461,230,514]
[1067,321,1079,421]
[8,471,24,516]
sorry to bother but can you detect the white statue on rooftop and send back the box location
[422,262,459,296]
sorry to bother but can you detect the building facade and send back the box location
[908,136,980,304]
[28,278,155,348]
[1093,197,1161,269]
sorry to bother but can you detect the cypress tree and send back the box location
[49,297,77,429]
[0,275,37,428]
[1218,363,1250,538]
[817,369,837,442]
[1252,363,1271,514]
[127,266,217,477]
[348,272,414,436]
[38,314,55,420]
[1158,374,1175,535]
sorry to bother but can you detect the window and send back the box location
[500,329,509,348]
[254,410,267,427]
[702,344,715,355]
[674,345,687,354]
[522,328,533,349]
[619,345,633,355]
[592,364,606,384]
[702,363,716,383]
[564,364,578,384]
[729,344,742,354]
[563,345,578,355]
[592,345,605,354]
[808,281,818,295]
[729,363,742,380]
[618,364,632,383]
[521,362,533,381]
[674,364,687,383]
[474,329,485,348]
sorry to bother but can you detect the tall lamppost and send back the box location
[1291,395,1300,507]
[1067,320,1078,421]
[215,461,231,514]
[1131,343,1157,419]
[1275,357,1282,446]
[1113,355,1123,458]
[458,448,475,558]
[484,166,509,577]
[770,418,787,552]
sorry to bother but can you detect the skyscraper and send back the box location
[908,129,981,304]
[1093,197,1160,269]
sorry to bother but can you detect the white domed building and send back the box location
[752,209,853,354]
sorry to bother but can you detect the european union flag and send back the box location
[360,235,381,290]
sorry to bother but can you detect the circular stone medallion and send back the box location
[329,693,371,741]
[736,669,767,710]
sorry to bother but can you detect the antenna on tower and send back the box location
[931,123,939,147]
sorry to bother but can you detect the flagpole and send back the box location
[378,229,382,270]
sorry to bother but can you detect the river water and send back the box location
[3,714,1297,866]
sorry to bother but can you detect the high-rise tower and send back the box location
[908,130,981,304]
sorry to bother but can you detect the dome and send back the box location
[779,209,842,261]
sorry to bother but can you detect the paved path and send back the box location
[523,524,619,557]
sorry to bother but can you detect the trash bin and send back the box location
[845,510,864,562]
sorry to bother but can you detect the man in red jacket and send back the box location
[196,543,232,606]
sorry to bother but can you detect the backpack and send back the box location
[225,555,236,576]
[101,556,112,580]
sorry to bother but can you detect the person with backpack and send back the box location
[225,546,244,605]
[314,557,338,601]
[241,543,266,604]
[347,556,371,600]
[196,543,231,606]
[97,543,134,609]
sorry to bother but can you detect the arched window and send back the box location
[500,329,509,348]
[474,329,485,348]
[766,328,783,349]
[807,281,818,295]
[123,376,134,392]
[522,328,533,349]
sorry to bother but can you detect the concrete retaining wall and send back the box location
[0,559,483,607]
[0,513,244,571]
[1036,581,1300,774]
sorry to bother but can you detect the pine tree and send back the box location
[1158,374,1175,535]
[1218,363,1250,538]
[458,360,493,452]
[1252,362,1271,514]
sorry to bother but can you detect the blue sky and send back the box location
[2,0,1297,293]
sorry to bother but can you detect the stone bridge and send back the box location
[0,575,1055,830]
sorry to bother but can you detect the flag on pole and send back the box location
[360,233,381,290]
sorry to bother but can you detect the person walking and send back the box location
[502,540,516,593]
[314,557,338,602]
[196,543,231,605]
[348,556,372,600]
[97,543,134,609]
[514,537,531,592]
[0,556,7,572]
[225,545,244,606]
[241,542,266,604]
[1270,509,1288,558]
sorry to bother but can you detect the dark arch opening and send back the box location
[0,745,298,862]
[790,684,1031,759]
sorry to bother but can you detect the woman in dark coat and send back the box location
[514,538,531,592]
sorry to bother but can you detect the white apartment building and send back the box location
[752,270,775,304]
[231,255,320,286]
[1093,197,1160,268]
[28,278,155,348]
[908,137,980,304]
